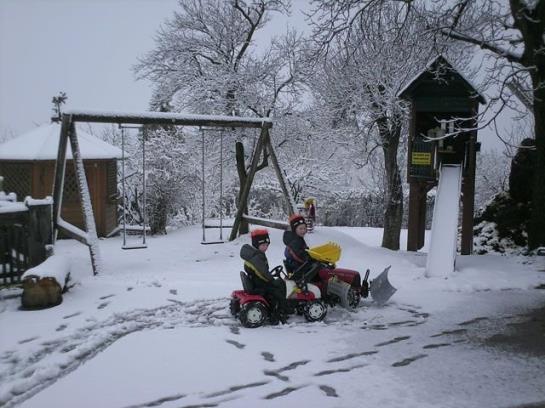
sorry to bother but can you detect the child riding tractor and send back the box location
[230,226,396,328]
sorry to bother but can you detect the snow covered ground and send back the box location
[1,226,545,408]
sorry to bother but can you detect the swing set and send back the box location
[200,126,229,245]
[119,125,148,250]
[52,110,295,275]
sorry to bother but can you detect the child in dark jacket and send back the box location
[240,229,288,324]
[283,214,319,282]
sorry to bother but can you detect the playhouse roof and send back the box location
[0,123,123,161]
[397,55,486,104]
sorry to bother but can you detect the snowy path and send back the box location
[1,226,545,407]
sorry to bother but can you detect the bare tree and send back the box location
[308,1,461,249]
[427,0,545,249]
[135,0,308,235]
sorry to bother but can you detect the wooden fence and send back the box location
[0,200,52,285]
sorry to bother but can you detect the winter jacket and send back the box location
[283,230,310,273]
[240,244,273,283]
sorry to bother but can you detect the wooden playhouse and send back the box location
[0,123,122,237]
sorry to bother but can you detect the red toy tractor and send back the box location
[230,242,396,328]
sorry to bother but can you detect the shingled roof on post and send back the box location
[398,55,486,105]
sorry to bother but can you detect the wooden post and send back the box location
[26,199,53,267]
[68,124,102,275]
[265,129,296,215]
[52,115,70,241]
[229,127,267,241]
[407,183,421,251]
[461,133,476,255]
[417,189,427,249]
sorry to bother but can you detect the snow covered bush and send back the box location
[473,192,530,255]
[142,128,200,234]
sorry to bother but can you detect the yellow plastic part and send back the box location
[306,242,341,263]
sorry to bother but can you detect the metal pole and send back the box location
[142,128,147,246]
[121,127,127,248]
[219,130,224,240]
[201,127,206,243]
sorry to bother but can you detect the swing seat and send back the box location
[200,240,225,245]
[122,244,148,250]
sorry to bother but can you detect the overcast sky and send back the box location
[0,0,521,152]
[0,0,310,137]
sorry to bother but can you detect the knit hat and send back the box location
[289,214,306,232]
[251,228,270,248]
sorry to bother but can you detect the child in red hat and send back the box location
[240,229,288,324]
[283,214,318,283]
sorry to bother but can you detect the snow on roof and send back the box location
[0,123,123,160]
[397,55,486,104]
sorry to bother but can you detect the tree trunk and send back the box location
[529,69,545,249]
[519,0,545,249]
[150,193,168,235]
[380,122,403,250]
[235,141,249,235]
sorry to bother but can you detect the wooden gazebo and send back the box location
[0,123,122,237]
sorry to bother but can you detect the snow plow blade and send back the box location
[370,266,396,305]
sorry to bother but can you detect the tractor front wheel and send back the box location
[304,300,327,322]
[347,287,361,309]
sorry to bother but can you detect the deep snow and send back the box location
[1,226,545,408]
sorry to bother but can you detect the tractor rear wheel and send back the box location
[239,302,268,328]
[229,298,240,316]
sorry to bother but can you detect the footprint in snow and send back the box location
[169,289,178,295]
[261,351,275,362]
[61,344,77,353]
[314,364,366,377]
[127,287,133,291]
[18,336,39,344]
[319,385,338,397]
[63,311,82,319]
[326,350,378,363]
[229,326,240,335]
[263,370,290,382]
[99,294,115,300]
[374,336,411,347]
[264,360,310,382]
[391,354,428,367]
[205,381,269,398]
[97,302,109,310]
[430,328,467,338]
[423,343,451,349]
[264,386,305,400]
[56,324,68,332]
[225,339,245,349]
[458,317,488,326]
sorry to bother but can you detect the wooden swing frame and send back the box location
[52,110,295,275]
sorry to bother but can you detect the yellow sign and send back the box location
[412,152,431,165]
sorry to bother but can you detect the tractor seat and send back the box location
[240,271,256,294]
[240,271,266,296]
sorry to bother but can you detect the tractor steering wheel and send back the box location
[270,265,285,279]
